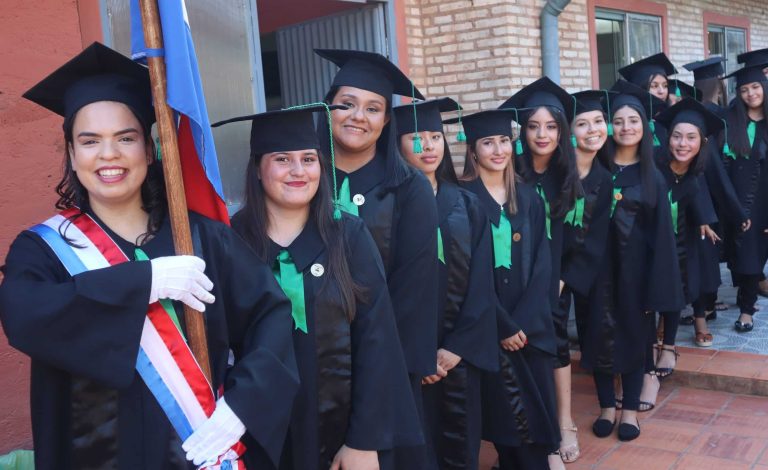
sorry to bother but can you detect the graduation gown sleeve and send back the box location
[704,138,748,226]
[0,231,149,389]
[344,219,423,450]
[389,173,440,376]
[441,193,499,372]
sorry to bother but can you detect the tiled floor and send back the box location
[479,374,768,469]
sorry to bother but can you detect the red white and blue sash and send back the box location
[29,208,245,469]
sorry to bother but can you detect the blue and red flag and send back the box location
[130,0,229,224]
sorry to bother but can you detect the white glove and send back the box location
[182,397,246,466]
[149,256,215,312]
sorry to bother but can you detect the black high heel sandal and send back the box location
[654,345,679,378]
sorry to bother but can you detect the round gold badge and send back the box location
[614,193,623,201]
[512,232,522,242]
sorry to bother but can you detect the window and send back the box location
[595,9,662,88]
[708,24,747,100]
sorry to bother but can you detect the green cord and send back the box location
[411,81,423,154]
[457,104,466,142]
[603,89,614,136]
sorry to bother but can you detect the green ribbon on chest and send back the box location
[727,121,757,160]
[273,249,307,334]
[564,197,585,228]
[668,190,678,235]
[535,183,552,239]
[336,177,359,216]
[437,227,445,264]
[492,209,513,269]
[134,248,186,340]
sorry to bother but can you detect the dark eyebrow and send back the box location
[339,93,384,107]
[77,128,139,138]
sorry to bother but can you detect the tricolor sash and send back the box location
[29,208,245,470]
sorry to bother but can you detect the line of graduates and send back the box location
[1,39,767,470]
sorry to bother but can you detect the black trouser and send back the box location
[692,292,716,318]
[592,369,644,410]
[733,273,760,315]
[494,443,550,470]
[658,311,680,345]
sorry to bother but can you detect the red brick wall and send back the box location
[0,0,91,453]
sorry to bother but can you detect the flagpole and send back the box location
[139,0,212,383]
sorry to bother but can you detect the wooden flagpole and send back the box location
[139,0,212,382]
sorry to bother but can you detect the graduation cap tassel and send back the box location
[456,106,467,142]
[570,96,578,148]
[674,79,682,98]
[603,89,614,136]
[722,119,736,160]
[571,134,578,148]
[411,81,423,154]
[513,108,524,156]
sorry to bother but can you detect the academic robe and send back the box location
[332,153,438,469]
[560,161,612,361]
[582,163,684,373]
[231,213,421,470]
[422,182,498,470]
[460,178,559,449]
[0,210,299,470]
[722,119,768,275]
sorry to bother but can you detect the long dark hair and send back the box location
[318,86,413,191]
[56,107,165,245]
[599,104,659,206]
[722,82,768,157]
[460,137,520,214]
[516,106,581,218]
[695,78,725,107]
[234,150,362,321]
[659,125,708,176]
[643,73,673,106]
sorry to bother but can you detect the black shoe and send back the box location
[681,311,716,325]
[618,421,640,441]
[592,418,616,438]
[735,320,754,332]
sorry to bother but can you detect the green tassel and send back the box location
[649,120,656,133]
[571,134,577,148]
[515,139,523,156]
[675,86,681,98]
[723,142,736,160]
[413,135,423,154]
[607,123,614,136]
[457,130,467,142]
[650,120,660,147]
[333,207,342,220]
[155,137,162,161]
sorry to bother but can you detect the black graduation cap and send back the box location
[654,98,724,137]
[500,76,575,121]
[609,79,666,119]
[683,56,725,81]
[672,81,702,101]
[571,90,618,115]
[443,109,518,143]
[315,49,425,101]
[737,48,768,67]
[618,52,678,87]
[23,42,154,124]
[725,63,768,88]
[393,97,460,136]
[212,104,347,156]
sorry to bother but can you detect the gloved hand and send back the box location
[149,256,215,311]
[182,397,246,466]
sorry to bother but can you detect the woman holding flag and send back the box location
[0,43,299,469]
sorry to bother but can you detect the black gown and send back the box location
[560,161,612,363]
[422,182,498,470]
[460,178,559,451]
[0,211,299,470]
[231,213,421,470]
[332,153,438,468]
[722,119,768,276]
[582,163,684,373]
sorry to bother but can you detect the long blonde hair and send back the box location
[460,138,519,214]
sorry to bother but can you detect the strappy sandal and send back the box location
[638,400,656,412]
[558,425,580,463]
[695,330,713,347]
[654,345,679,378]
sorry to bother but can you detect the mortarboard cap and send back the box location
[443,109,518,143]
[618,52,678,87]
[725,63,768,88]
[212,104,347,157]
[500,76,575,121]
[672,80,702,101]
[23,42,154,125]
[315,49,425,101]
[683,57,725,81]
[393,97,460,136]
[610,79,666,119]
[654,97,724,137]
[737,48,768,67]
[571,90,618,115]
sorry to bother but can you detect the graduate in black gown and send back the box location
[219,105,421,470]
[449,108,559,470]
[315,49,439,468]
[0,43,299,469]
[587,79,683,441]
[651,99,722,373]
[719,63,768,332]
[393,98,498,470]
[500,77,581,469]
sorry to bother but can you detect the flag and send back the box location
[130,0,229,224]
